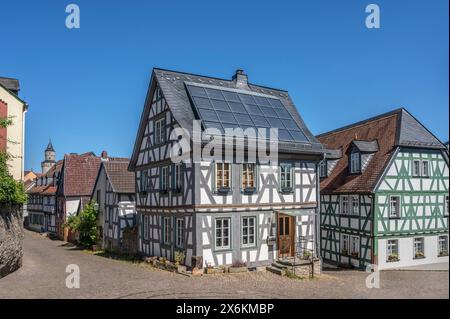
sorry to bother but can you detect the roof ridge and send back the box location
[317,108,404,138]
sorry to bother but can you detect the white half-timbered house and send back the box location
[92,159,136,252]
[318,109,449,270]
[129,68,325,269]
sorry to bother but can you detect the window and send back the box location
[216,162,231,190]
[242,216,256,247]
[350,236,359,258]
[319,160,327,178]
[421,160,429,177]
[140,170,148,193]
[341,234,349,255]
[341,195,349,215]
[438,235,448,257]
[173,164,183,193]
[350,151,360,174]
[154,117,166,144]
[163,217,171,244]
[280,163,293,192]
[176,218,185,248]
[387,239,399,262]
[143,215,149,240]
[414,237,425,259]
[389,196,401,218]
[351,196,359,216]
[445,196,449,217]
[215,218,231,249]
[412,160,421,177]
[160,166,169,193]
[242,163,256,191]
[108,208,113,225]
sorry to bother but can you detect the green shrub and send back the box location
[64,201,99,248]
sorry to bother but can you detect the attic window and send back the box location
[349,151,361,174]
[319,160,327,178]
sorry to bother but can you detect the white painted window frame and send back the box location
[241,216,256,247]
[350,151,360,174]
[413,237,425,258]
[176,218,185,248]
[215,162,232,190]
[163,217,171,245]
[279,163,293,191]
[319,160,327,178]
[341,234,349,255]
[350,235,359,257]
[351,195,359,216]
[154,117,166,145]
[438,235,448,257]
[389,195,401,219]
[387,239,399,261]
[412,159,421,177]
[421,160,430,177]
[341,195,350,215]
[444,195,449,217]
[215,217,231,250]
[161,166,169,192]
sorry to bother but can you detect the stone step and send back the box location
[266,266,285,276]
[271,262,289,269]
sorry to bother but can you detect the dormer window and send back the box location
[350,151,361,174]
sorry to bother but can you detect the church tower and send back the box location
[41,140,56,174]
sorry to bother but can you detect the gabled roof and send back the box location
[130,68,324,169]
[0,77,20,93]
[59,153,102,197]
[317,108,446,193]
[102,160,135,194]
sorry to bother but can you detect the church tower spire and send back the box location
[41,139,56,174]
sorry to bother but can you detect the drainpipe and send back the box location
[315,159,323,272]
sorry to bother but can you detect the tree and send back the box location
[65,201,99,248]
[0,116,26,205]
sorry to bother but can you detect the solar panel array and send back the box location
[185,84,308,142]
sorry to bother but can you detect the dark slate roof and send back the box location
[46,140,55,152]
[324,148,343,159]
[352,140,379,153]
[103,160,135,194]
[130,68,324,168]
[317,108,446,194]
[0,77,20,94]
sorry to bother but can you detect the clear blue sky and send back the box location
[1,0,448,171]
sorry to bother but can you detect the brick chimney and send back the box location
[232,69,249,89]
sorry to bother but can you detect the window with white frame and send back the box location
[387,239,399,262]
[242,163,256,190]
[160,166,169,192]
[154,117,166,144]
[163,217,171,244]
[341,195,349,215]
[216,162,231,190]
[438,235,448,257]
[444,196,449,217]
[351,196,359,216]
[140,170,148,193]
[280,163,293,192]
[412,160,421,177]
[414,237,425,258]
[319,160,327,178]
[143,215,149,240]
[350,236,359,257]
[215,218,231,249]
[421,160,429,177]
[389,196,401,218]
[341,234,349,255]
[242,216,256,247]
[173,164,183,193]
[350,151,360,174]
[176,218,185,248]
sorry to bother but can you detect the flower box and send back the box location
[205,267,225,274]
[229,266,248,273]
[387,254,399,262]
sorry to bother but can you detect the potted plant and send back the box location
[439,250,448,257]
[174,250,186,273]
[302,250,312,260]
[388,253,399,262]
[350,251,359,258]
[229,260,248,273]
[341,249,349,256]
[414,251,425,259]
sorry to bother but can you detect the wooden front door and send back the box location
[277,214,295,258]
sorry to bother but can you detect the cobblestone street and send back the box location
[0,230,448,299]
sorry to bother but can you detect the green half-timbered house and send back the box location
[317,108,449,270]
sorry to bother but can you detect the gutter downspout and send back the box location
[315,158,323,272]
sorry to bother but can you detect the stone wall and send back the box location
[0,204,24,278]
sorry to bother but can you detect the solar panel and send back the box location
[186,84,309,142]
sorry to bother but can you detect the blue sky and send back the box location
[0,0,448,171]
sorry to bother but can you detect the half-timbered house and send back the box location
[129,68,325,269]
[318,108,449,270]
[91,159,136,252]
